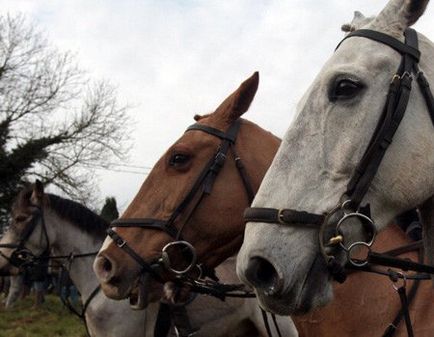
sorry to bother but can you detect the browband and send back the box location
[336,29,421,61]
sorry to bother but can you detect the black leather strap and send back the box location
[244,207,324,226]
[416,69,434,126]
[337,29,420,61]
[344,28,419,209]
[111,218,178,238]
[186,124,237,143]
[106,228,160,278]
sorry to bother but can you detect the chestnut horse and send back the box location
[94,72,428,336]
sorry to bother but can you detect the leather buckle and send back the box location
[115,238,126,248]
[277,209,286,225]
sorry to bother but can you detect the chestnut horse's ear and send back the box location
[213,72,259,124]
[30,179,45,206]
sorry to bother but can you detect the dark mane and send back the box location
[46,194,109,239]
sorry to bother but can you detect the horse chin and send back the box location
[129,274,163,310]
[100,277,134,300]
[129,273,152,310]
[256,255,334,315]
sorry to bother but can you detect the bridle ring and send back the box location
[161,241,197,275]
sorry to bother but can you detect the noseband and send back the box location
[245,28,434,281]
[108,119,255,280]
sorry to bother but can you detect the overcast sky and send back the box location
[1,1,433,212]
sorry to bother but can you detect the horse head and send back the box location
[0,181,50,276]
[94,72,280,308]
[237,0,434,315]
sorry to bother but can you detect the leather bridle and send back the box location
[244,28,434,337]
[0,206,50,268]
[108,119,285,337]
[245,28,434,276]
[0,204,100,337]
[107,118,255,280]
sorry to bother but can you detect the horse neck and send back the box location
[207,120,280,262]
[44,208,103,298]
[237,120,281,191]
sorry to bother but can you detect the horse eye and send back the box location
[331,79,363,100]
[169,153,191,167]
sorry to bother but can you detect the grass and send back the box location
[0,294,86,337]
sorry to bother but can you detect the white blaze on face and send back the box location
[100,235,114,252]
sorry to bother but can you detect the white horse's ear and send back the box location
[419,196,434,285]
[342,11,367,32]
[401,0,429,26]
[372,0,429,36]
[341,11,375,33]
[30,180,45,206]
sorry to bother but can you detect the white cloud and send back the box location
[1,0,432,211]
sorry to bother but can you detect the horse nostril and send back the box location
[94,254,116,283]
[244,257,279,293]
[102,257,112,273]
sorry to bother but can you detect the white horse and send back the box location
[0,182,295,337]
[237,0,434,317]
[5,275,24,308]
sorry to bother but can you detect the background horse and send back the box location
[237,0,434,332]
[0,182,280,337]
[94,72,430,336]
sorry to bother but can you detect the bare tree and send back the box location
[0,13,130,226]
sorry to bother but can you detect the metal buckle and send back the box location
[391,271,407,291]
[391,74,401,84]
[277,209,286,225]
[214,152,226,166]
[115,238,126,248]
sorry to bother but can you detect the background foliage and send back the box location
[0,14,130,228]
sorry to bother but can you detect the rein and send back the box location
[244,28,434,337]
